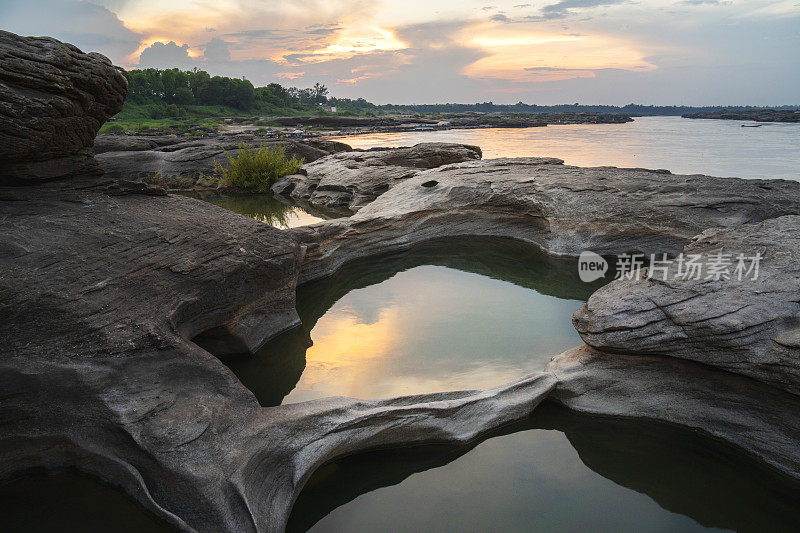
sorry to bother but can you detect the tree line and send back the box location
[121,68,331,113]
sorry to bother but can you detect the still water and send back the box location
[333,116,800,180]
[223,238,594,405]
[218,238,800,532]
[197,193,348,228]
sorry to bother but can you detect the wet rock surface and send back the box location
[96,134,351,189]
[0,31,127,183]
[573,215,800,395]
[272,142,482,209]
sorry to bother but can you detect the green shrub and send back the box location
[99,123,126,134]
[214,142,303,192]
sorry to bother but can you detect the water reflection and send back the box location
[0,470,177,532]
[222,237,608,406]
[189,192,350,229]
[289,402,800,532]
[333,116,800,180]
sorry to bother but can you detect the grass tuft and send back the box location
[213,142,303,192]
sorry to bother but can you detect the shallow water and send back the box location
[333,116,800,180]
[195,193,348,228]
[222,237,598,406]
[290,403,800,532]
[219,237,800,532]
[0,470,175,532]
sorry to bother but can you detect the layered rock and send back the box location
[572,215,800,395]
[272,142,482,209]
[0,31,127,183]
[0,177,559,531]
[546,346,800,480]
[291,157,800,282]
[96,135,351,188]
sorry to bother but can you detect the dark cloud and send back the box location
[491,14,511,22]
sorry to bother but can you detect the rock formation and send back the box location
[272,143,482,209]
[572,215,800,395]
[96,135,351,188]
[0,30,127,183]
[290,157,800,282]
[4,30,800,533]
[0,181,555,529]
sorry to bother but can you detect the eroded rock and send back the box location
[291,158,800,283]
[573,215,800,395]
[546,346,800,480]
[0,31,127,183]
[272,142,482,209]
[96,135,350,189]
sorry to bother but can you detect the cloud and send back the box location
[677,0,729,5]
[203,38,231,62]
[537,0,627,20]
[138,41,191,68]
[1,0,141,61]
[491,14,511,22]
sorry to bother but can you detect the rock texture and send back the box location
[0,179,558,531]
[96,135,351,188]
[573,215,800,395]
[0,31,127,183]
[547,346,800,480]
[290,157,800,283]
[272,142,482,209]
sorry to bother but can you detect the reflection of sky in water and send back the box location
[309,429,706,532]
[334,116,800,180]
[284,265,582,403]
[205,194,329,229]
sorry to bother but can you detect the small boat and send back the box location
[741,124,763,127]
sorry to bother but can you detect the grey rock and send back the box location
[0,179,557,531]
[573,215,800,395]
[0,30,127,183]
[290,157,800,283]
[272,142,482,209]
[96,135,350,188]
[546,345,800,480]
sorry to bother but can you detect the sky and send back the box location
[2,0,799,105]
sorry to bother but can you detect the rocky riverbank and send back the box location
[3,30,800,533]
[683,109,800,122]
[251,111,632,134]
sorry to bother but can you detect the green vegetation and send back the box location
[102,67,351,134]
[213,143,303,192]
[103,67,800,134]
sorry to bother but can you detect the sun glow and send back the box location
[311,27,406,57]
[459,22,656,82]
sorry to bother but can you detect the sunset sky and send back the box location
[3,0,799,104]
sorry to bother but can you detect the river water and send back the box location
[333,116,800,180]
